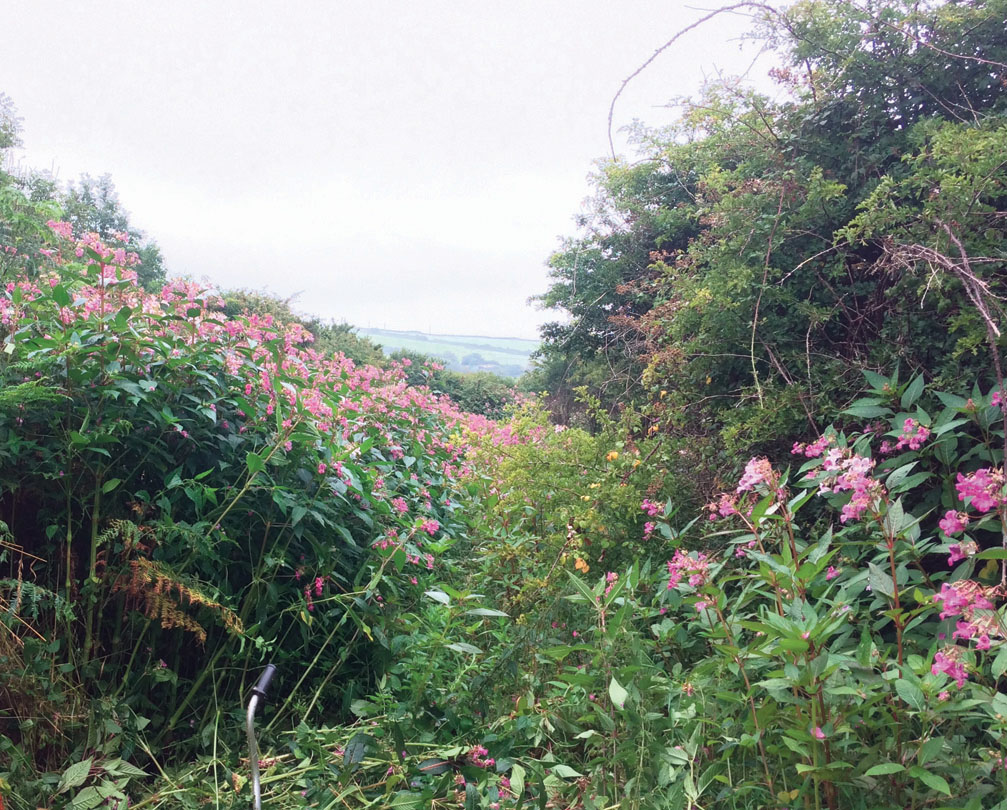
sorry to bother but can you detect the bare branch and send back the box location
[607,2,781,159]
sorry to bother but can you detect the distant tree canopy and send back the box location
[60,174,166,290]
[533,0,1007,462]
[0,93,21,154]
[0,101,165,291]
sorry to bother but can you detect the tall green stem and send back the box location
[82,476,102,662]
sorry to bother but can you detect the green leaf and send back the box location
[867,562,895,599]
[59,758,93,793]
[349,698,377,718]
[343,732,375,769]
[387,792,426,809]
[114,305,132,330]
[416,758,451,776]
[934,437,956,466]
[552,764,583,779]
[901,373,925,409]
[894,678,925,712]
[102,759,147,778]
[781,736,810,757]
[935,391,969,410]
[245,451,265,474]
[908,766,951,795]
[70,786,106,810]
[446,642,482,655]
[933,418,968,437]
[424,589,451,605]
[857,625,873,667]
[566,571,598,603]
[609,676,628,709]
[888,471,932,493]
[510,763,526,798]
[862,369,892,390]
[885,462,918,489]
[975,548,1007,560]
[778,637,810,653]
[101,478,122,494]
[864,763,905,777]
[465,783,479,810]
[843,404,893,418]
[882,497,907,535]
[918,736,944,767]
[991,645,1007,678]
[51,284,71,308]
[465,608,509,617]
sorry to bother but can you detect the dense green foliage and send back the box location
[532,0,1007,466]
[3,2,1007,809]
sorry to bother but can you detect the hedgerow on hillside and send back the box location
[0,219,520,804]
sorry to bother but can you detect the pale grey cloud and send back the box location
[5,1,773,338]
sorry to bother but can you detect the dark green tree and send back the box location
[534,0,1007,471]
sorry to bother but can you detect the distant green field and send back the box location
[357,328,538,374]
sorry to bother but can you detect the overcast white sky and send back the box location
[4,1,774,339]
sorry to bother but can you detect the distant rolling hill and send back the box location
[356,328,538,378]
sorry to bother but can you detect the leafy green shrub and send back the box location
[0,222,499,805]
[456,372,1007,809]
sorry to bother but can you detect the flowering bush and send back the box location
[374,370,1007,810]
[461,396,673,623]
[0,221,509,801]
[585,370,1007,809]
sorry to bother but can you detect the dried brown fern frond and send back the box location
[113,557,243,644]
[0,526,47,644]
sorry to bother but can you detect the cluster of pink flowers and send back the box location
[791,434,834,458]
[641,498,662,517]
[955,468,1004,513]
[932,580,1000,658]
[734,539,757,558]
[304,575,326,611]
[0,278,45,326]
[894,418,931,451]
[706,492,738,521]
[469,745,495,768]
[604,571,618,596]
[947,539,978,566]
[497,775,511,801]
[932,649,968,688]
[666,549,711,591]
[736,457,774,493]
[933,579,994,621]
[46,219,74,240]
[817,450,884,523]
[939,510,969,537]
